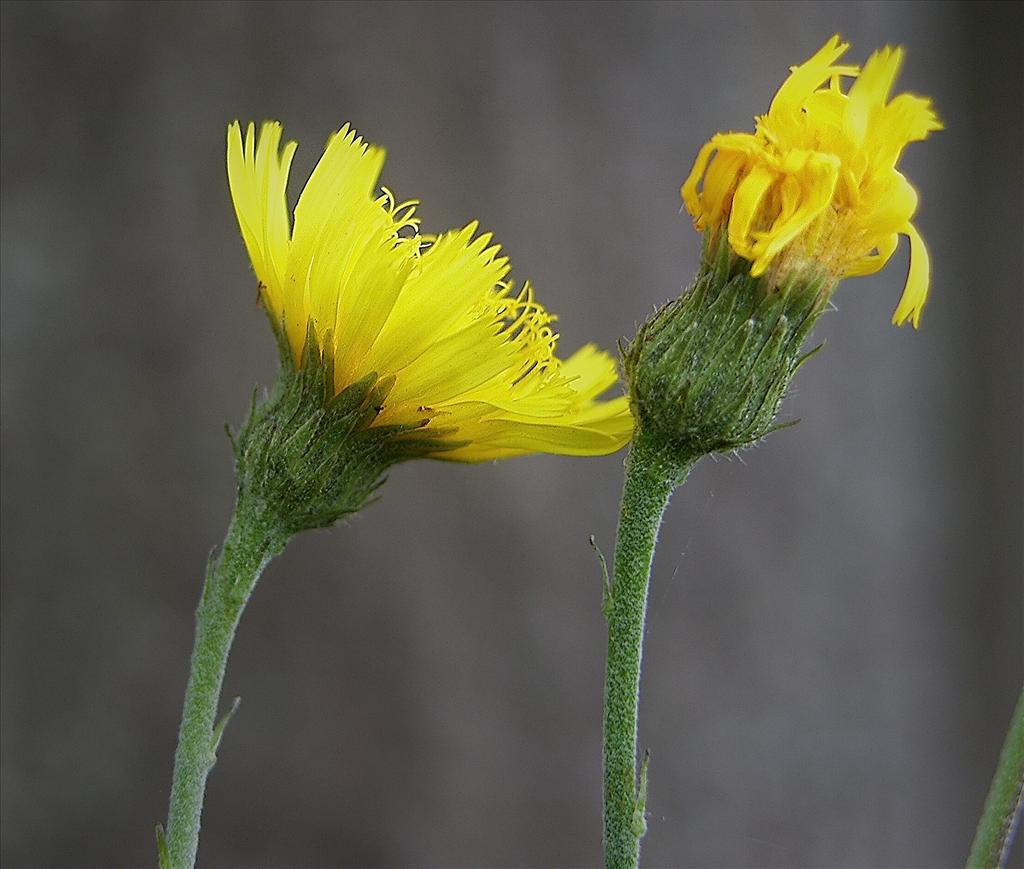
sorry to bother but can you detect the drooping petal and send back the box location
[728,163,777,257]
[749,152,839,274]
[891,222,931,328]
[680,139,720,220]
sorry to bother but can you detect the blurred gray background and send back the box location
[2,2,1022,867]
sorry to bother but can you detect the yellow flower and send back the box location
[681,35,941,327]
[227,121,632,461]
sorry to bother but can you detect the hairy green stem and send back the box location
[161,494,285,869]
[968,687,1024,868]
[603,438,692,869]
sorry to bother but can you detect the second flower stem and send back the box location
[603,438,691,869]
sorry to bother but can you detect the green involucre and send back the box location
[231,317,463,539]
[623,236,826,461]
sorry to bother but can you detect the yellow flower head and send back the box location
[227,121,632,461]
[681,36,942,327]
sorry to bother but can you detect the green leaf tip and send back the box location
[156,823,172,869]
[590,534,614,617]
[632,748,651,839]
[211,696,242,759]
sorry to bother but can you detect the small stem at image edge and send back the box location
[968,686,1024,868]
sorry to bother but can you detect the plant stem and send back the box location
[603,437,692,869]
[968,686,1024,868]
[162,494,285,869]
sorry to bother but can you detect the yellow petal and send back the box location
[728,163,777,256]
[844,46,903,146]
[750,152,839,273]
[891,222,930,328]
[226,121,296,318]
[681,139,720,220]
[769,35,852,118]
[560,344,621,402]
[842,233,898,277]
